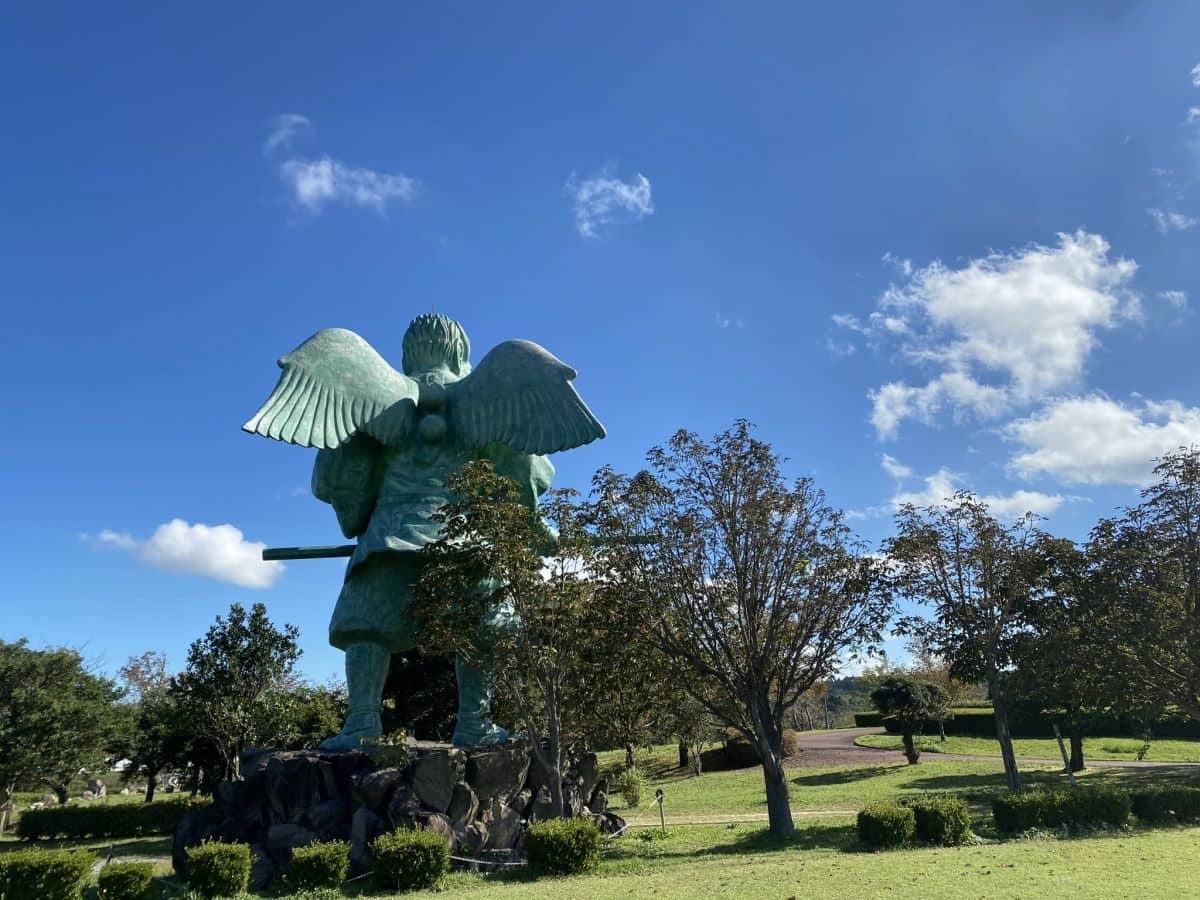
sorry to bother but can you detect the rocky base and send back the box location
[172,739,623,890]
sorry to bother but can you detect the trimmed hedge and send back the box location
[16,798,207,839]
[1131,786,1200,824]
[856,802,915,849]
[992,786,1131,833]
[526,818,603,876]
[858,705,1200,740]
[372,828,450,892]
[96,862,155,900]
[288,839,349,891]
[0,848,96,900]
[902,796,972,846]
[185,840,251,899]
[854,712,883,728]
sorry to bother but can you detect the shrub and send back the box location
[525,818,603,876]
[1132,786,1200,824]
[288,839,349,891]
[185,840,251,899]
[780,729,800,758]
[992,786,1130,833]
[854,712,883,728]
[902,797,971,845]
[96,862,155,900]
[0,848,96,900]
[372,828,449,892]
[15,798,207,839]
[613,767,645,808]
[856,802,915,849]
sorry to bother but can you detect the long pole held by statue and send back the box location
[263,545,355,561]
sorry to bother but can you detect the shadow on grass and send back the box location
[790,766,896,787]
[0,836,172,856]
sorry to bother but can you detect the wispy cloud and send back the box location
[1159,290,1189,309]
[716,312,744,329]
[566,168,654,238]
[89,519,284,589]
[1147,208,1198,234]
[263,113,312,156]
[279,157,416,215]
[1192,62,1200,88]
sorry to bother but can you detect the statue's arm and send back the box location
[312,435,384,539]
[482,444,554,508]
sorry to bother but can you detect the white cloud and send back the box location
[1147,208,1199,234]
[1159,290,1189,309]
[1007,395,1200,486]
[1186,108,1200,126]
[881,251,913,277]
[264,114,312,156]
[1192,62,1200,88]
[91,519,284,589]
[880,454,913,480]
[892,467,1063,518]
[279,157,416,215]
[566,168,653,238]
[844,231,1138,439]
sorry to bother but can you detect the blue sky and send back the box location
[4,3,1200,684]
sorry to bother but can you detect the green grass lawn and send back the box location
[855,733,1200,763]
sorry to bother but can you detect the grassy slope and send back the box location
[855,733,1200,763]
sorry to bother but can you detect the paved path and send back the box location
[793,727,1200,769]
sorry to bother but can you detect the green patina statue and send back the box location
[242,313,604,748]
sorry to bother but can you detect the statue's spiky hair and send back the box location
[402,313,471,376]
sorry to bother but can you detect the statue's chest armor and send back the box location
[379,435,467,493]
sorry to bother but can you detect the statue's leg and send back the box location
[451,655,509,746]
[322,555,420,750]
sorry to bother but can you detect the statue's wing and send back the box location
[447,340,605,454]
[242,328,418,449]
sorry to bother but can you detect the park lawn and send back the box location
[855,733,1200,763]
[409,823,1200,899]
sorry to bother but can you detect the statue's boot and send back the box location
[320,642,389,751]
[451,655,509,746]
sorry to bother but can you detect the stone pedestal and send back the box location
[172,739,622,890]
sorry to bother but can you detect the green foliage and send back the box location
[854,712,883,727]
[1131,786,1200,823]
[856,801,915,849]
[870,676,947,762]
[184,840,251,898]
[901,796,972,845]
[0,848,96,900]
[16,798,207,839]
[525,818,603,876]
[613,767,645,807]
[991,786,1131,833]
[371,828,449,892]
[96,861,155,900]
[288,839,349,891]
[780,728,800,758]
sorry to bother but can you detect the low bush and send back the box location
[15,798,207,839]
[901,796,972,845]
[856,801,915,849]
[372,828,449,892]
[992,786,1131,833]
[854,712,883,728]
[185,840,251,899]
[613,767,645,808]
[1131,786,1200,824]
[0,847,96,900]
[96,861,155,900]
[780,728,800,758]
[288,839,349,891]
[525,818,603,876]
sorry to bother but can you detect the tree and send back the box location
[0,641,122,826]
[870,676,945,764]
[887,492,1054,793]
[284,681,349,749]
[593,422,892,836]
[115,651,191,802]
[382,651,458,742]
[1085,448,1200,725]
[171,603,301,781]
[414,461,599,818]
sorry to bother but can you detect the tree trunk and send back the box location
[0,784,14,834]
[901,731,921,765]
[939,718,947,742]
[678,738,689,769]
[52,783,69,805]
[991,682,1022,792]
[762,757,793,836]
[1068,725,1085,772]
[625,742,637,770]
[689,741,703,776]
[145,772,158,804]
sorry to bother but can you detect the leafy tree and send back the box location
[114,651,192,802]
[870,676,946,764]
[0,640,122,825]
[1086,448,1200,725]
[382,650,458,742]
[593,422,892,836]
[887,492,1054,792]
[414,461,599,818]
[284,681,349,748]
[171,603,301,781]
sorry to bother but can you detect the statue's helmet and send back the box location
[402,313,471,377]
